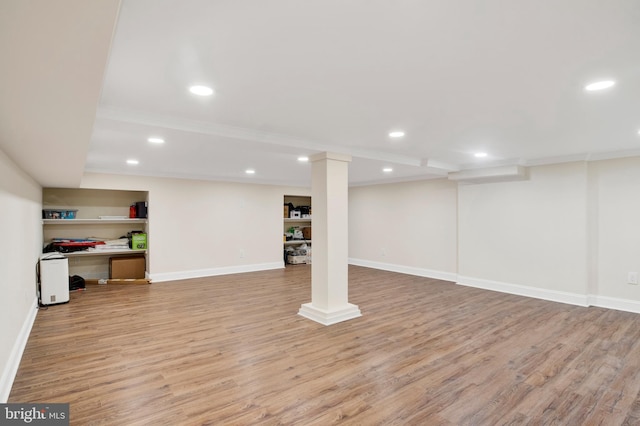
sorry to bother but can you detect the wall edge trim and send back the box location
[348,258,457,282]
[588,295,640,314]
[457,275,590,307]
[149,261,284,283]
[1,298,38,403]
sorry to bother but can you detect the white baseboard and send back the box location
[348,258,457,282]
[347,260,640,314]
[298,302,362,326]
[457,275,590,307]
[150,261,284,283]
[588,295,640,314]
[0,298,38,403]
[458,277,640,313]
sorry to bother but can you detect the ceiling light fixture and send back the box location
[585,80,615,92]
[389,131,405,138]
[189,85,214,96]
[297,156,309,162]
[245,169,256,174]
[126,159,139,165]
[147,137,165,144]
[383,167,393,173]
[474,152,488,158]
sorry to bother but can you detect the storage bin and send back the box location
[42,209,78,219]
[131,233,147,250]
[287,255,309,264]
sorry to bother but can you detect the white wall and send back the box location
[592,157,640,305]
[349,158,640,312]
[81,173,310,281]
[457,162,589,301]
[81,159,640,311]
[349,178,458,281]
[0,148,42,402]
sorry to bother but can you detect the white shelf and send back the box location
[284,240,311,246]
[63,249,147,258]
[43,218,148,225]
[284,218,311,223]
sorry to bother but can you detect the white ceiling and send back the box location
[3,1,640,188]
[0,0,120,187]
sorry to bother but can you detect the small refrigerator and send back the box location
[39,254,69,305]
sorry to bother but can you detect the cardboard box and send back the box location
[302,227,311,240]
[110,256,146,279]
[287,255,309,265]
[284,205,289,218]
[131,233,147,250]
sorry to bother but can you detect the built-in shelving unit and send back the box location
[284,195,311,264]
[42,188,149,279]
[283,218,312,224]
[61,248,146,258]
[284,240,310,246]
[43,218,147,225]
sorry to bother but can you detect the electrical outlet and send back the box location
[628,272,638,285]
[239,249,245,259]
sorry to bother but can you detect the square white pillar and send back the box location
[298,152,361,325]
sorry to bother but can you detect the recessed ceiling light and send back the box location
[389,131,405,138]
[474,152,488,158]
[189,85,214,96]
[383,167,393,173]
[126,159,139,165]
[298,156,309,162]
[245,169,255,174]
[585,80,615,92]
[147,137,165,144]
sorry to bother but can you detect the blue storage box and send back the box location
[43,209,78,219]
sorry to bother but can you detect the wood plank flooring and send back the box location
[10,265,640,425]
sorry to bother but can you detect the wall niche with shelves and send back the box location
[42,188,149,279]
[284,194,311,264]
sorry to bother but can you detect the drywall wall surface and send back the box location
[349,178,458,277]
[592,157,640,301]
[458,162,589,295]
[0,148,41,401]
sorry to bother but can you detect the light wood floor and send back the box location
[10,265,640,425]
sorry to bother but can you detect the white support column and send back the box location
[298,152,361,325]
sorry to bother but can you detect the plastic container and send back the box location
[42,209,78,219]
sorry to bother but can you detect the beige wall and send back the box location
[81,173,310,281]
[349,158,640,311]
[83,158,640,307]
[592,157,640,303]
[349,178,458,280]
[458,162,589,296]
[0,148,42,402]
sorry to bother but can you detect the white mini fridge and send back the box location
[39,254,70,305]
